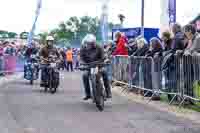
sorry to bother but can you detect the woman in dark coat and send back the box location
[132,38,149,56]
[161,31,177,101]
[144,37,163,99]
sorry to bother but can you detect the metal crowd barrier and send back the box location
[0,55,25,75]
[112,54,200,105]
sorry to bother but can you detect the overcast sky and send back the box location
[0,0,199,34]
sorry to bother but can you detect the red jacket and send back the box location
[112,36,128,56]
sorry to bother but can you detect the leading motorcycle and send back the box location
[79,61,109,111]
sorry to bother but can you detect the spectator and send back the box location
[130,37,148,93]
[171,23,185,53]
[184,24,200,54]
[104,40,114,82]
[112,31,128,56]
[104,40,114,61]
[59,48,67,70]
[146,37,163,57]
[162,31,173,51]
[75,50,80,70]
[66,47,73,72]
[161,31,176,101]
[132,37,149,56]
[4,42,16,56]
[144,37,163,100]
[183,24,200,99]
[0,42,4,76]
[127,38,138,56]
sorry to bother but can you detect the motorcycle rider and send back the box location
[24,42,39,79]
[80,34,112,100]
[39,36,60,87]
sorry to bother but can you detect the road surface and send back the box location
[0,72,200,133]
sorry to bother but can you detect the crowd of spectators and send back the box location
[104,23,200,101]
[0,40,30,76]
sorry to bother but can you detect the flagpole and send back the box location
[27,0,42,47]
[141,0,144,37]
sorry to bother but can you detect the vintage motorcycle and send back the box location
[40,55,60,94]
[24,54,40,85]
[79,61,109,111]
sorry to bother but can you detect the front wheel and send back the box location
[94,78,105,112]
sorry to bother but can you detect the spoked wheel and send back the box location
[97,94,104,112]
[50,87,57,94]
[95,79,105,112]
[44,87,48,92]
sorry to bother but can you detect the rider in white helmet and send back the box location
[39,35,60,88]
[46,36,54,47]
[80,34,112,100]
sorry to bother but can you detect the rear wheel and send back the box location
[50,87,57,94]
[44,87,48,92]
[49,69,58,94]
[30,80,33,85]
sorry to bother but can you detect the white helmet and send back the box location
[82,34,96,46]
[46,36,54,41]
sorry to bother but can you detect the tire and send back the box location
[49,69,58,94]
[44,87,48,92]
[94,77,105,111]
[50,88,57,94]
[30,80,33,85]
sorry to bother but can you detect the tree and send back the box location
[8,32,17,38]
[41,16,114,46]
[20,32,29,39]
[118,14,125,26]
[38,32,48,45]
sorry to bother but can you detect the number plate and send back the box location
[91,67,98,74]
[50,63,56,68]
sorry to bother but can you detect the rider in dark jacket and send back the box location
[39,36,60,87]
[80,34,112,100]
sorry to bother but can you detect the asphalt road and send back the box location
[0,72,200,133]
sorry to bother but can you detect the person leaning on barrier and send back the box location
[145,37,163,100]
[184,24,200,55]
[171,23,185,55]
[145,37,163,58]
[161,31,177,101]
[80,34,112,100]
[162,31,173,52]
[132,37,149,57]
[127,38,138,56]
[183,24,200,101]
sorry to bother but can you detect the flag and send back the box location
[100,3,109,45]
[168,0,176,25]
[27,0,42,47]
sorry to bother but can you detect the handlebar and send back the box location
[79,61,110,71]
[80,60,110,66]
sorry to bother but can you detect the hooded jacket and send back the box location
[112,35,128,56]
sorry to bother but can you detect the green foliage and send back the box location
[20,32,29,39]
[39,16,114,46]
[0,30,17,38]
[38,32,48,45]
